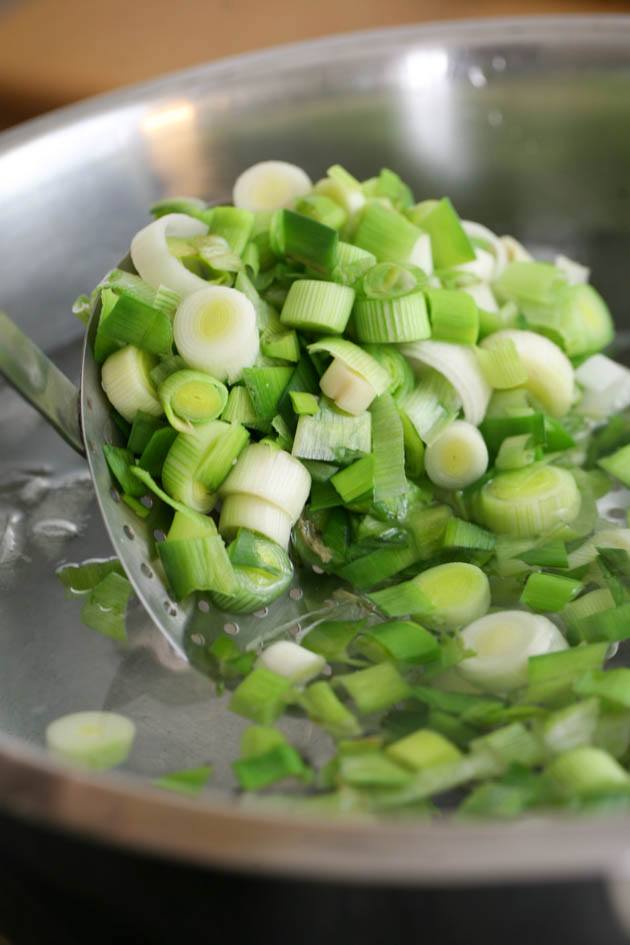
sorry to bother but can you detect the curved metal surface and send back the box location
[0,15,630,886]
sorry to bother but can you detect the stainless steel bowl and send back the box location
[1,15,630,902]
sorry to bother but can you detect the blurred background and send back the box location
[1,0,630,130]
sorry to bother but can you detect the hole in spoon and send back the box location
[223,622,239,636]
[123,524,135,540]
[197,599,210,613]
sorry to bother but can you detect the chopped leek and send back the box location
[159,370,228,433]
[101,346,162,422]
[477,464,581,538]
[424,420,489,490]
[46,711,136,770]
[233,161,312,211]
[281,280,355,334]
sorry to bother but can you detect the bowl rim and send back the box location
[3,13,630,884]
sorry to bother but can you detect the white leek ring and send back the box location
[130,213,209,297]
[458,610,567,693]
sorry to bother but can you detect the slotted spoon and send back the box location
[0,272,349,666]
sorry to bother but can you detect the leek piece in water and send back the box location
[233,740,310,791]
[405,504,453,560]
[280,280,355,334]
[571,602,630,644]
[46,711,136,770]
[258,640,325,684]
[303,620,363,662]
[426,288,479,345]
[424,420,489,490]
[81,572,133,642]
[101,346,162,423]
[336,662,411,714]
[229,667,294,724]
[574,669,630,709]
[386,729,461,771]
[410,562,491,632]
[242,366,294,423]
[338,752,411,788]
[524,642,608,705]
[338,544,419,590]
[546,746,629,797]
[353,293,431,343]
[57,558,124,595]
[520,572,582,613]
[518,540,568,569]
[476,464,581,538]
[153,766,213,796]
[458,611,568,694]
[442,518,496,552]
[371,393,407,510]
[331,455,374,503]
[407,197,475,268]
[292,400,372,463]
[270,208,338,273]
[353,202,426,265]
[299,681,361,737]
[159,370,228,433]
[233,161,312,212]
[359,621,440,665]
[400,410,426,479]
[541,699,599,756]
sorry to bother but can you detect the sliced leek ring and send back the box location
[130,213,209,297]
[478,464,581,538]
[101,345,162,422]
[414,562,491,632]
[174,286,259,383]
[233,161,312,211]
[220,443,311,523]
[458,610,568,693]
[401,340,491,426]
[481,329,574,418]
[425,420,489,490]
[219,494,293,549]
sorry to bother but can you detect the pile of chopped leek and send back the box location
[71,160,630,816]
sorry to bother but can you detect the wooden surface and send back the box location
[0,0,629,125]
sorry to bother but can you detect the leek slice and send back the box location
[353,293,431,343]
[220,443,311,523]
[46,711,135,770]
[219,494,293,549]
[458,611,568,694]
[130,213,210,297]
[292,401,372,462]
[401,340,491,426]
[233,161,312,211]
[309,338,390,395]
[481,330,574,418]
[211,531,294,614]
[413,562,491,632]
[477,464,581,538]
[101,346,162,422]
[280,280,355,334]
[576,354,630,420]
[173,285,259,383]
[159,370,228,433]
[162,420,245,511]
[424,420,489,490]
[258,641,325,684]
